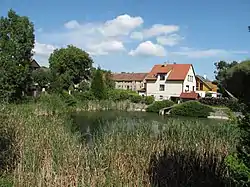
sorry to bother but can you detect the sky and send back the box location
[1,0,250,79]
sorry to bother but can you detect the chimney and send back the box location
[203,74,207,80]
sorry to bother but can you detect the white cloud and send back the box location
[86,40,126,55]
[64,20,81,29]
[129,41,166,57]
[172,48,249,58]
[99,14,143,37]
[130,24,179,40]
[33,42,57,57]
[130,31,144,40]
[156,34,183,46]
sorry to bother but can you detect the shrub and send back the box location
[74,91,96,101]
[146,100,174,113]
[171,101,213,117]
[143,96,154,105]
[129,94,143,103]
[107,90,130,101]
[199,97,246,112]
[225,154,250,186]
[60,91,77,107]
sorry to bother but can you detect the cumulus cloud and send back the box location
[99,14,143,37]
[171,47,249,58]
[156,34,183,46]
[33,42,57,57]
[64,20,81,29]
[129,41,166,57]
[130,24,179,40]
[37,14,145,56]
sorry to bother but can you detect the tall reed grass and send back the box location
[0,103,239,186]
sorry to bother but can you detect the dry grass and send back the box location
[0,103,239,186]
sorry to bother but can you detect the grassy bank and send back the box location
[0,101,239,186]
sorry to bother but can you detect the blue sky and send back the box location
[1,0,250,79]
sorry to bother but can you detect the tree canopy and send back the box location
[91,67,106,100]
[32,67,52,89]
[222,60,250,104]
[0,9,35,102]
[49,45,93,91]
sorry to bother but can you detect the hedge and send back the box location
[199,97,246,112]
[171,101,213,118]
[146,100,174,113]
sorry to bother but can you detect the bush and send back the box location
[129,94,143,103]
[225,154,250,186]
[74,91,96,101]
[171,101,213,117]
[146,100,174,113]
[143,96,154,105]
[199,97,246,112]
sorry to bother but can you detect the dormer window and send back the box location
[159,74,165,80]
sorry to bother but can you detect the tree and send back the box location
[0,10,35,102]
[32,67,52,89]
[91,67,106,100]
[214,60,238,95]
[222,60,250,104]
[92,68,115,90]
[49,45,93,91]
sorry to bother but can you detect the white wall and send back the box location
[183,66,196,92]
[146,65,196,101]
[146,73,183,101]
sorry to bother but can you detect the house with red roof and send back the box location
[112,72,147,92]
[145,63,197,101]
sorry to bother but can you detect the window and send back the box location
[185,85,189,92]
[127,85,129,90]
[188,75,193,82]
[200,83,204,90]
[159,95,163,100]
[193,86,195,91]
[159,74,165,80]
[159,84,165,91]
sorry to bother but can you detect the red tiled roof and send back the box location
[145,64,192,81]
[112,73,147,81]
[180,92,200,99]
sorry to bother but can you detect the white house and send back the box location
[145,63,197,101]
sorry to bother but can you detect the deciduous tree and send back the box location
[0,9,35,102]
[49,45,93,91]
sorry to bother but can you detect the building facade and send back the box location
[112,73,147,92]
[145,64,196,101]
[196,75,218,97]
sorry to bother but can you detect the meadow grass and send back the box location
[0,102,239,186]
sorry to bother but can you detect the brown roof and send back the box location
[112,73,147,81]
[180,92,200,99]
[145,64,192,81]
[31,59,40,69]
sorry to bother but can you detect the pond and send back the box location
[71,111,227,137]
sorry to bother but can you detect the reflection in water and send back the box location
[71,111,222,145]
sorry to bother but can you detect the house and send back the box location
[145,63,196,101]
[196,75,218,97]
[112,73,147,92]
[31,59,41,70]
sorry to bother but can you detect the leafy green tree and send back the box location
[91,67,106,100]
[92,68,115,90]
[0,10,35,102]
[214,61,238,96]
[49,45,93,91]
[32,67,52,89]
[222,60,250,104]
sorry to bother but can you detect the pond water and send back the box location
[71,111,225,136]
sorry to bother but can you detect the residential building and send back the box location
[112,73,147,91]
[31,59,41,70]
[145,63,196,101]
[196,75,218,97]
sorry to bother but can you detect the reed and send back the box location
[0,103,239,186]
